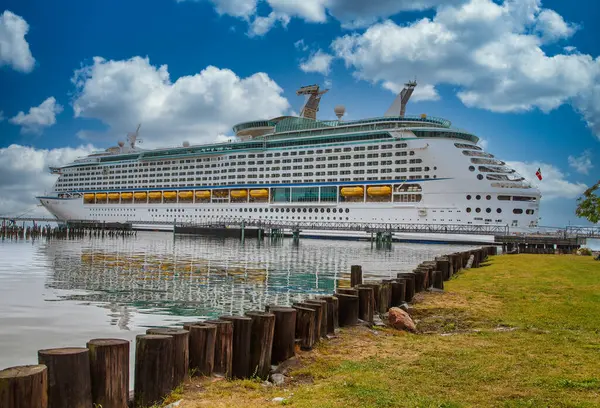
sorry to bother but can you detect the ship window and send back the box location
[497,208,502,213]
[466,195,472,200]
[513,209,523,214]
[486,195,492,200]
[526,209,535,215]
[477,174,484,180]
[476,195,481,200]
[475,208,481,213]
[469,166,475,171]
[498,195,511,201]
[486,208,491,213]
[466,208,472,213]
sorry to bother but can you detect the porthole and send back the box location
[286,208,290,213]
[497,208,502,213]
[477,174,483,180]
[345,208,350,213]
[466,195,472,200]
[486,208,491,213]
[476,208,481,213]
[466,208,472,213]
[309,208,313,213]
[469,166,475,172]
[291,208,296,213]
[327,208,331,213]
[486,195,491,200]
[476,195,481,200]
[303,208,307,213]
[320,208,325,213]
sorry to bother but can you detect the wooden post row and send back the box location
[38,347,92,408]
[87,338,129,408]
[266,306,297,364]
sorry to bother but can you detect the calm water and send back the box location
[0,232,476,378]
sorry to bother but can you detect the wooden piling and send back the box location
[245,311,275,380]
[337,293,359,326]
[350,265,363,287]
[134,335,173,408]
[293,306,316,350]
[360,283,380,311]
[356,285,374,324]
[221,316,253,379]
[317,296,338,334]
[183,323,216,377]
[265,306,297,364]
[204,320,233,377]
[396,273,415,302]
[147,328,189,386]
[0,365,48,408]
[38,347,92,408]
[86,339,129,408]
[294,302,322,343]
[378,281,392,314]
[389,279,405,306]
[337,288,359,296]
[432,271,444,290]
[305,299,328,338]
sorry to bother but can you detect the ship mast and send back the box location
[297,85,329,120]
[384,80,417,117]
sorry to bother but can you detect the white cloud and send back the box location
[9,97,63,134]
[210,0,257,19]
[299,49,333,75]
[534,9,578,43]
[330,0,600,139]
[0,144,96,217]
[71,56,290,148]
[506,160,587,200]
[568,150,593,175]
[0,10,35,73]
[382,81,440,102]
[478,137,489,150]
[294,39,308,51]
[248,11,290,37]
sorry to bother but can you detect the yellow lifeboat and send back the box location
[95,193,107,200]
[163,191,177,200]
[250,189,269,199]
[121,192,133,200]
[195,190,211,199]
[367,186,392,196]
[230,189,248,199]
[213,189,228,198]
[148,191,162,200]
[83,193,95,203]
[134,192,147,200]
[340,187,364,197]
[178,191,193,200]
[108,193,120,201]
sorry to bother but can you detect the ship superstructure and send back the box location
[38,83,541,238]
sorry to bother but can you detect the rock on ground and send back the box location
[388,307,417,333]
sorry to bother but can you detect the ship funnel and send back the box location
[384,80,417,118]
[297,84,329,120]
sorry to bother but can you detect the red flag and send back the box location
[535,168,542,181]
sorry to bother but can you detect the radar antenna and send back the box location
[384,80,417,118]
[126,124,142,149]
[297,85,329,120]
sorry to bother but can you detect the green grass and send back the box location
[179,254,600,408]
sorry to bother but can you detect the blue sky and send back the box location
[0,0,598,227]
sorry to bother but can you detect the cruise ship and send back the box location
[38,82,541,241]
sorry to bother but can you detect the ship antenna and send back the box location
[127,124,142,149]
[384,80,417,117]
[296,85,329,120]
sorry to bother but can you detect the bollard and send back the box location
[350,265,363,287]
[245,311,275,380]
[86,339,129,408]
[147,328,189,386]
[0,365,48,408]
[134,335,174,408]
[38,347,92,408]
[183,323,216,377]
[356,285,374,324]
[204,320,233,377]
[337,294,359,326]
[265,306,297,364]
[221,316,253,379]
[293,306,316,350]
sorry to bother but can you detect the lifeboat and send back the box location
[121,192,133,200]
[163,191,177,200]
[83,193,95,203]
[213,189,228,198]
[340,187,364,197]
[250,189,269,199]
[148,192,162,200]
[108,193,120,201]
[134,192,147,200]
[367,186,392,196]
[230,189,248,199]
[195,190,211,199]
[95,193,107,201]
[178,191,193,200]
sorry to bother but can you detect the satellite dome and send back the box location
[118,141,125,147]
[183,141,190,147]
[334,105,346,120]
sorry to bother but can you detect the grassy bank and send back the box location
[172,254,600,408]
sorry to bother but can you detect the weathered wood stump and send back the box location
[147,328,189,386]
[294,302,322,343]
[245,311,275,380]
[86,338,129,408]
[337,288,359,296]
[350,265,363,287]
[317,296,337,334]
[389,279,405,306]
[436,259,451,281]
[204,320,233,377]
[221,316,253,379]
[293,306,316,350]
[134,335,173,408]
[265,306,297,364]
[356,285,374,323]
[396,273,415,302]
[337,293,359,326]
[0,365,48,408]
[183,323,216,377]
[432,270,444,290]
[360,283,380,311]
[38,347,92,408]
[305,299,328,338]
[378,281,392,314]
[412,270,426,292]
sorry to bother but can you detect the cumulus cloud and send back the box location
[248,11,290,37]
[506,160,587,200]
[0,10,35,73]
[294,39,308,51]
[71,56,290,148]
[568,150,593,175]
[9,97,63,134]
[0,144,96,217]
[299,49,333,75]
[330,0,600,138]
